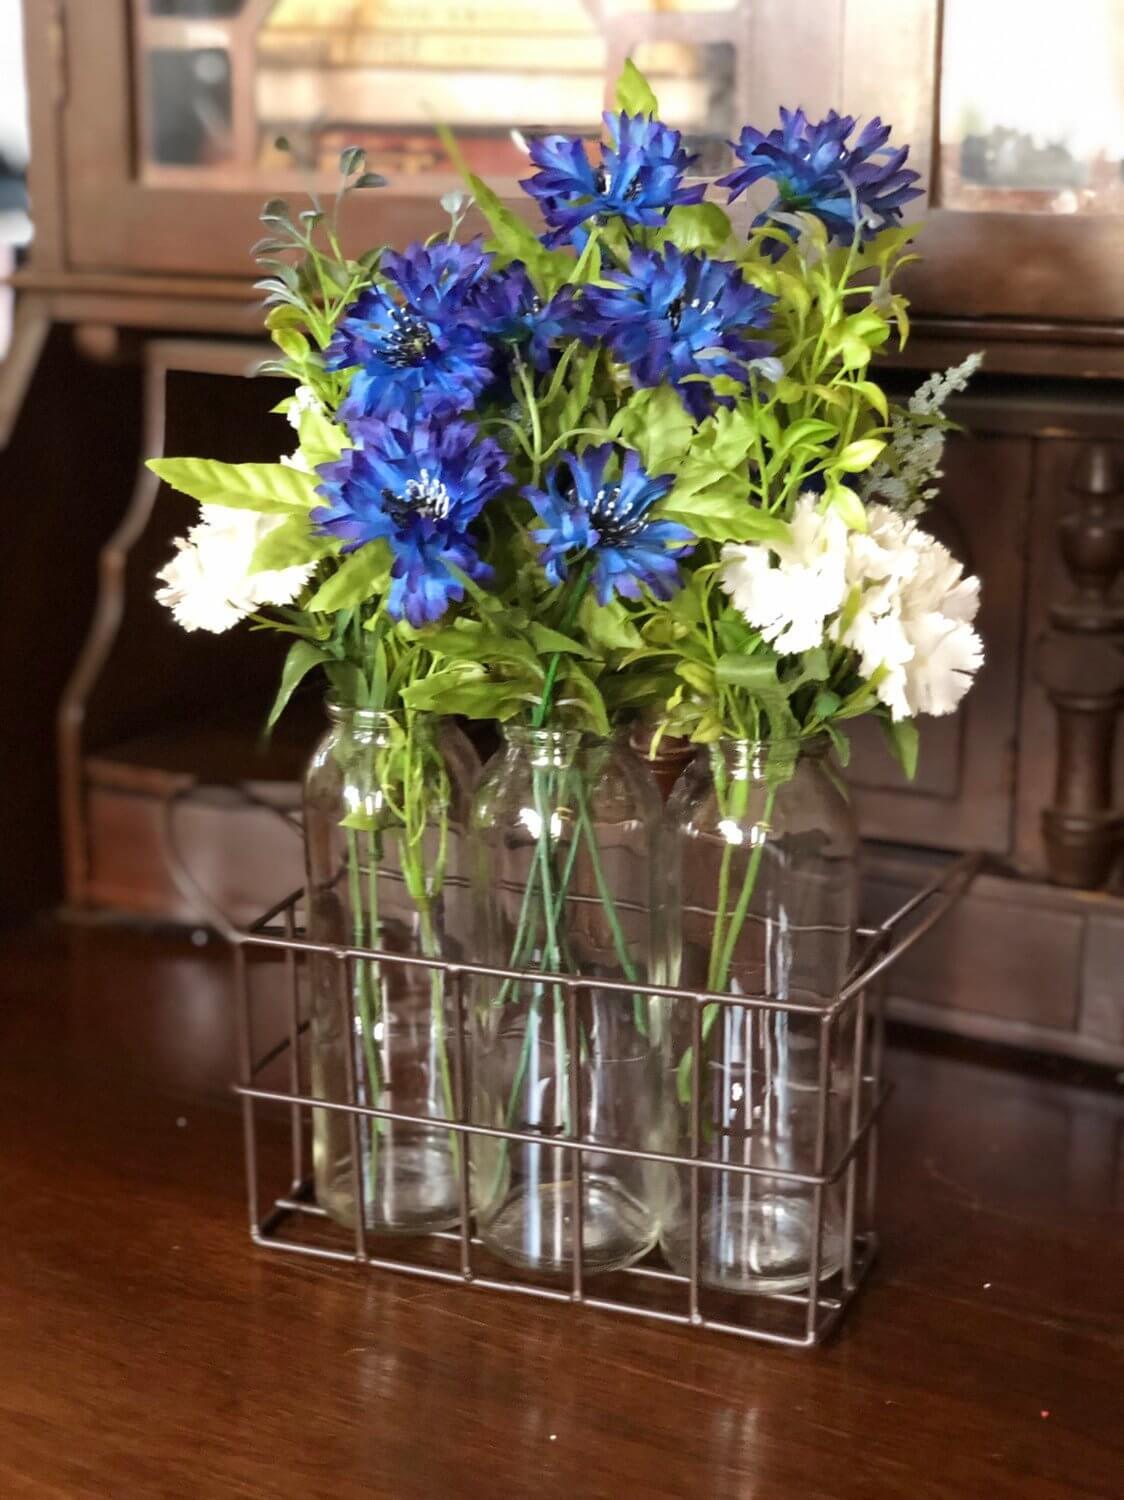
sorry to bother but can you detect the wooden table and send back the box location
[0,926,1121,1499]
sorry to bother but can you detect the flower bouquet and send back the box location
[151,62,981,1276]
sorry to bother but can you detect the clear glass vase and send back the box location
[660,738,859,1294]
[303,703,476,1234]
[468,727,672,1276]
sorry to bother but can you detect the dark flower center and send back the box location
[666,293,718,334]
[382,307,435,368]
[382,469,452,525]
[593,166,642,203]
[589,484,645,547]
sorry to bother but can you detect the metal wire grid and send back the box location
[226,851,981,1350]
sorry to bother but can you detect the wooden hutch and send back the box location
[5,0,1123,1063]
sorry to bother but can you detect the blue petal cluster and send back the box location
[719,108,922,250]
[470,263,579,373]
[526,445,692,605]
[581,244,775,418]
[522,111,705,247]
[326,240,497,423]
[312,416,511,627]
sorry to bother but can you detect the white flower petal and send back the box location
[155,501,316,633]
[902,614,984,717]
[286,384,323,430]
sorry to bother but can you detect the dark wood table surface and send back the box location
[1,924,1121,1500]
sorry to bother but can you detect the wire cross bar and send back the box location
[232,846,980,1022]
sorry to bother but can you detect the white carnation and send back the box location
[901,613,983,717]
[719,495,984,721]
[156,505,316,633]
[719,495,847,654]
[833,503,983,719]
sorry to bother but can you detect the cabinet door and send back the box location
[63,0,770,275]
[848,432,1032,856]
[53,2,1124,315]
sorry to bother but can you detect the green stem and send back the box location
[531,765,569,1134]
[676,777,775,1105]
[574,786,647,1035]
[346,826,382,1196]
[532,556,595,730]
[493,815,582,1010]
[712,783,778,995]
[418,893,461,1176]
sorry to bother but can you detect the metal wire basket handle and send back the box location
[161,780,303,942]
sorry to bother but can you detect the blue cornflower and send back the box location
[326,240,497,422]
[719,108,922,251]
[521,111,705,247]
[526,445,693,605]
[312,416,512,627]
[470,263,579,372]
[581,244,775,419]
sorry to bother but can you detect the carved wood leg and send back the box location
[1035,445,1124,889]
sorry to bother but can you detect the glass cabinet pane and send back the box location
[940,0,1124,214]
[134,0,749,187]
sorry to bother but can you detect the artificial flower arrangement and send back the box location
[150,63,983,1256]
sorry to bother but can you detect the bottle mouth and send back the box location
[706,735,826,780]
[326,698,402,726]
[502,724,590,768]
[324,701,439,746]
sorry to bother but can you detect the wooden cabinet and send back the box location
[18,1,1124,327]
[4,0,1122,1063]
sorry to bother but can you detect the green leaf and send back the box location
[578,594,643,653]
[272,327,309,362]
[147,458,318,513]
[674,660,716,697]
[435,122,553,284]
[698,405,760,468]
[776,417,839,457]
[823,721,851,767]
[267,640,330,729]
[249,515,335,573]
[305,544,389,613]
[615,58,659,117]
[556,663,610,735]
[824,480,868,531]
[835,437,886,473]
[884,716,920,780]
[613,386,694,474]
[715,653,782,692]
[528,623,595,658]
[662,482,790,545]
[775,377,805,404]
[427,625,542,674]
[658,203,732,255]
[469,172,553,279]
[813,689,842,721]
[837,335,873,372]
[404,667,534,721]
[788,646,830,686]
[558,347,599,434]
[338,145,366,178]
[297,408,350,466]
[852,380,889,422]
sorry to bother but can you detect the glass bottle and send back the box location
[468,727,672,1276]
[303,703,476,1233]
[660,737,859,1294]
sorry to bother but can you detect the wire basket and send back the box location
[217,842,980,1350]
